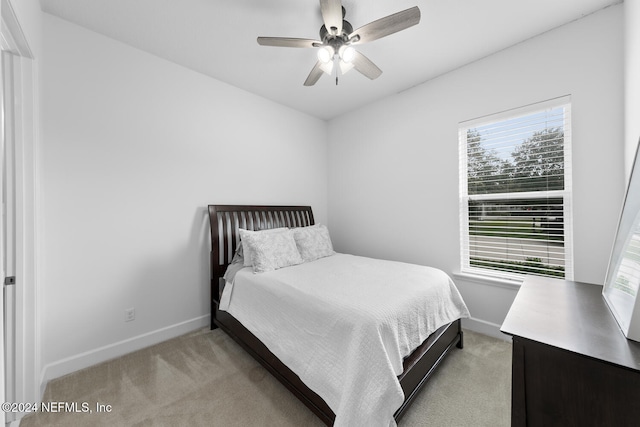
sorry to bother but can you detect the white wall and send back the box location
[327,5,624,338]
[40,15,328,383]
[625,0,640,177]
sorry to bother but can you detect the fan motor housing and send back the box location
[319,20,353,43]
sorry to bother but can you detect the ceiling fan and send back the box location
[257,0,421,86]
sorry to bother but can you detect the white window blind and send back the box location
[459,97,573,281]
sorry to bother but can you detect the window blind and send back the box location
[459,97,573,281]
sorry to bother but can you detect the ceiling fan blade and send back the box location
[257,37,321,48]
[351,51,382,80]
[349,6,421,45]
[320,0,343,35]
[304,61,324,86]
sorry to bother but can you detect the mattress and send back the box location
[220,253,469,427]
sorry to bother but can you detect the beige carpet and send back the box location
[21,328,511,427]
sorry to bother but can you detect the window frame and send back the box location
[458,97,574,281]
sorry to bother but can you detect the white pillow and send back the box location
[292,224,335,262]
[238,228,288,267]
[239,228,303,273]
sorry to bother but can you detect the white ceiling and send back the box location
[40,0,621,120]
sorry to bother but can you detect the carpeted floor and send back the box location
[21,328,511,426]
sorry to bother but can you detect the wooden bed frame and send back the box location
[208,204,464,425]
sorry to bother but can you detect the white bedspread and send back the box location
[221,253,469,427]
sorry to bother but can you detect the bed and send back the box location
[208,204,468,426]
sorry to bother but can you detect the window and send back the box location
[459,97,573,281]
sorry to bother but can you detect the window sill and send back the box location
[453,271,523,290]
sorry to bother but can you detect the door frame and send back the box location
[1,0,37,424]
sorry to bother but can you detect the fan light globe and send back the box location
[320,61,334,75]
[317,46,334,63]
[339,60,354,75]
[339,46,355,63]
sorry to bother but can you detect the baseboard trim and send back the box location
[462,317,511,342]
[39,314,210,398]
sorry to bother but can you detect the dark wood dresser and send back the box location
[501,276,640,426]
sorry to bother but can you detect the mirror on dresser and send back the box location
[604,141,640,342]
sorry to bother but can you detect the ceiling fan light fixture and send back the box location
[339,45,355,63]
[317,46,334,63]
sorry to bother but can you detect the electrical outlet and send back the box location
[124,308,135,322]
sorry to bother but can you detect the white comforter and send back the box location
[220,253,469,427]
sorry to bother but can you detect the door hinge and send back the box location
[4,276,16,286]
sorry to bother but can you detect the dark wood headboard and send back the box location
[207,205,315,317]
